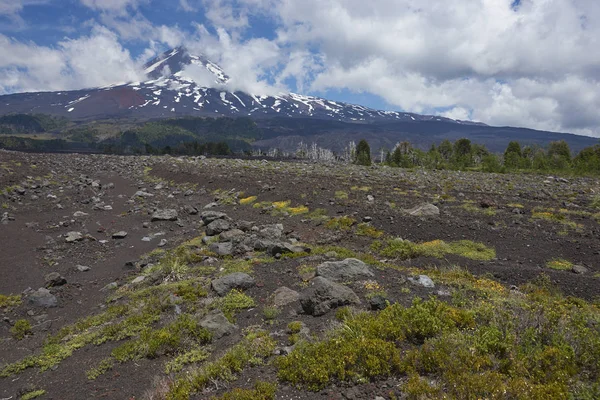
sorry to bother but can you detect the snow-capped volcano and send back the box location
[0,47,481,125]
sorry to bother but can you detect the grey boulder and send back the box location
[198,310,237,339]
[211,272,255,296]
[28,288,58,308]
[273,286,301,307]
[151,209,178,221]
[200,211,229,224]
[300,277,360,316]
[206,219,231,236]
[209,242,233,256]
[405,203,440,217]
[316,258,374,282]
[44,272,67,288]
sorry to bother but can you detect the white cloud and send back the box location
[0,26,144,94]
[80,0,145,13]
[0,0,48,15]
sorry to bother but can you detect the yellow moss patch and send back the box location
[240,196,258,205]
[546,259,573,271]
[273,200,291,209]
[288,205,309,215]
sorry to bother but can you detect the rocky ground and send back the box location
[0,150,599,400]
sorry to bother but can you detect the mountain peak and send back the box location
[143,47,229,85]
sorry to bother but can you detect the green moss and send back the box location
[372,238,495,261]
[86,358,114,380]
[334,191,349,200]
[165,347,210,374]
[10,319,32,340]
[212,290,256,321]
[111,314,212,363]
[355,223,384,238]
[262,306,280,321]
[307,208,328,221]
[546,258,574,271]
[0,294,21,309]
[287,321,303,334]
[325,216,356,231]
[20,390,46,400]
[167,330,276,400]
[211,381,277,400]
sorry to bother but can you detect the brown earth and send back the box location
[0,150,599,400]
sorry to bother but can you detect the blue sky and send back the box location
[1,0,599,137]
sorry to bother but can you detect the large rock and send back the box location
[28,288,58,308]
[65,231,83,243]
[405,203,440,217]
[300,277,360,316]
[211,272,255,296]
[206,219,231,236]
[44,272,67,288]
[209,242,233,256]
[258,224,284,239]
[409,275,435,288]
[219,229,245,242]
[151,209,178,221]
[198,310,237,339]
[316,258,374,282]
[273,287,301,307]
[200,211,229,224]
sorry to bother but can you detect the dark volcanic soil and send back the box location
[0,150,599,400]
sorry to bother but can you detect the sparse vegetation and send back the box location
[11,319,32,340]
[326,216,356,230]
[371,238,496,261]
[546,258,574,271]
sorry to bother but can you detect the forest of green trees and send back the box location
[373,138,600,175]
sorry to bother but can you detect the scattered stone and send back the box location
[369,295,389,310]
[206,219,231,236]
[76,265,90,272]
[198,310,237,339]
[300,276,360,316]
[219,229,245,241]
[65,231,83,243]
[151,209,178,221]
[27,288,57,308]
[73,211,88,217]
[367,195,375,202]
[158,239,168,247]
[406,203,440,217]
[572,265,588,274]
[362,216,373,222]
[409,274,435,288]
[44,272,66,288]
[273,287,301,307]
[480,198,497,208]
[101,282,118,292]
[203,202,219,209]
[200,210,229,224]
[259,224,284,239]
[211,272,255,296]
[316,258,374,282]
[184,204,198,215]
[112,231,128,239]
[131,276,146,284]
[209,242,233,256]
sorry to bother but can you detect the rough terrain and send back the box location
[0,150,599,400]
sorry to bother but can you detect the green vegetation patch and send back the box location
[11,319,32,340]
[355,223,384,238]
[166,330,276,400]
[277,280,600,399]
[325,216,356,231]
[211,381,277,400]
[0,294,21,309]
[546,258,574,271]
[20,390,46,400]
[212,289,256,321]
[372,238,496,261]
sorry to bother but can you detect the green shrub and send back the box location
[11,319,32,340]
[211,381,277,400]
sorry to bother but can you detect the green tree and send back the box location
[452,138,473,169]
[355,139,372,166]
[438,140,453,161]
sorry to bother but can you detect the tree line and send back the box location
[351,138,600,175]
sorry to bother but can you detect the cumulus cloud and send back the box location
[80,0,145,13]
[0,26,144,94]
